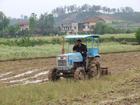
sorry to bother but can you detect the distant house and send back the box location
[97,16,115,23]
[19,20,29,31]
[78,17,106,33]
[60,23,78,34]
[60,16,115,34]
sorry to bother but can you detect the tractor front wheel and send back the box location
[48,67,59,81]
[74,67,86,80]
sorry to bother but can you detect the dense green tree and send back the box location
[135,28,140,44]
[52,7,66,17]
[111,8,116,14]
[81,4,91,12]
[37,13,54,35]
[0,11,9,35]
[29,13,37,34]
[46,14,54,33]
[94,22,116,34]
[102,7,108,13]
[121,7,134,13]
[94,22,106,34]
[8,24,20,36]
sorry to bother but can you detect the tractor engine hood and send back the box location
[61,52,83,63]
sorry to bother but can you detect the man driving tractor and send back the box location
[73,39,87,68]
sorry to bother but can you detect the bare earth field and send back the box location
[0,52,140,86]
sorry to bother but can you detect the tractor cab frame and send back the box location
[65,34,100,58]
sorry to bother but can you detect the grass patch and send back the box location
[0,42,140,60]
[0,37,62,47]
[0,44,61,60]
[101,33,135,39]
[100,33,136,42]
[100,42,140,53]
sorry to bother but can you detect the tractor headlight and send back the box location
[63,56,67,60]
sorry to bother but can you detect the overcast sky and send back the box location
[0,0,140,18]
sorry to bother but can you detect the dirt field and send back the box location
[0,52,140,85]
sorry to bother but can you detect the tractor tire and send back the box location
[87,57,101,79]
[87,64,98,79]
[48,67,59,81]
[74,67,86,80]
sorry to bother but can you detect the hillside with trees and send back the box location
[52,4,140,25]
[0,4,140,37]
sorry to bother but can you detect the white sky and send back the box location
[0,0,140,18]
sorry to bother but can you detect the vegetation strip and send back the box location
[0,50,139,62]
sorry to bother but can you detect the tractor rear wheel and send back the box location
[74,67,86,80]
[87,57,101,79]
[48,67,59,81]
[87,64,98,79]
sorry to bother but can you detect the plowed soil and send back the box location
[0,52,140,85]
[0,52,139,73]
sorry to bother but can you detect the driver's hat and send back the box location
[76,39,82,42]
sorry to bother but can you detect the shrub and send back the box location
[120,40,127,44]
[135,28,140,44]
[110,36,116,41]
[51,37,61,44]
[95,22,106,34]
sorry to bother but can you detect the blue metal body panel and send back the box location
[64,52,83,65]
[88,48,100,57]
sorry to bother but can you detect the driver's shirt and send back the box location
[73,44,87,57]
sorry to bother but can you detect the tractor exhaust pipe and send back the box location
[61,37,65,54]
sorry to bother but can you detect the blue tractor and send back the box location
[48,35,108,80]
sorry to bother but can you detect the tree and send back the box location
[37,13,55,35]
[81,4,91,12]
[111,8,116,14]
[95,22,106,34]
[8,24,20,36]
[102,7,108,13]
[106,8,111,14]
[117,8,120,13]
[94,5,101,12]
[135,28,140,44]
[94,22,115,34]
[69,5,77,13]
[90,5,101,13]
[29,13,37,34]
[0,11,9,35]
[120,7,134,13]
[37,14,46,34]
[53,7,66,16]
[45,14,54,34]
